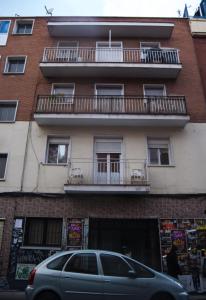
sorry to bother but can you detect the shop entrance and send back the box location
[89,218,161,271]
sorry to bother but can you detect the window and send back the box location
[144,85,166,97]
[124,257,154,278]
[46,137,69,164]
[96,41,123,62]
[24,218,62,247]
[144,85,166,113]
[0,101,18,122]
[140,42,162,64]
[140,42,160,49]
[95,138,122,184]
[52,83,74,103]
[0,154,8,179]
[95,84,124,113]
[4,56,26,74]
[0,20,10,46]
[13,20,34,35]
[148,138,171,166]
[65,253,98,275]
[100,254,131,277]
[57,41,78,62]
[47,254,72,271]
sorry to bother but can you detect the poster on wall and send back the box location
[68,219,83,248]
[160,219,177,256]
[15,264,35,280]
[160,218,206,293]
[171,230,187,253]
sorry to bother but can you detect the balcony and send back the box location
[64,159,150,194]
[34,95,190,127]
[40,47,182,78]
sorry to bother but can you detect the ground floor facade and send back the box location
[0,194,206,291]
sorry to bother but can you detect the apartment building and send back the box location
[0,16,206,290]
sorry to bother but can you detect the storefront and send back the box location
[7,215,206,293]
[160,218,206,292]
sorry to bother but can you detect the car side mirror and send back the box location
[128,270,137,278]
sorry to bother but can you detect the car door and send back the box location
[100,254,150,300]
[60,252,104,300]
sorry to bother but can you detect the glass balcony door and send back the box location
[96,42,123,62]
[96,153,121,184]
[95,85,124,113]
[94,139,123,185]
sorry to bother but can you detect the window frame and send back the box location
[23,217,63,248]
[4,56,27,74]
[96,41,123,62]
[0,100,18,122]
[147,138,172,166]
[143,84,166,97]
[64,253,98,275]
[45,136,70,165]
[140,41,161,49]
[0,153,8,180]
[95,83,124,96]
[51,83,75,104]
[100,253,132,277]
[13,19,34,35]
[0,20,11,46]
[57,40,79,48]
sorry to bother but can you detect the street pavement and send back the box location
[0,291,206,300]
[0,291,25,300]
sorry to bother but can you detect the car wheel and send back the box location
[151,292,174,300]
[35,291,60,300]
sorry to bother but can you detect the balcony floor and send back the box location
[34,113,190,127]
[64,183,150,194]
[40,62,182,78]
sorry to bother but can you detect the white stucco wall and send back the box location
[0,122,29,192]
[190,19,206,35]
[21,122,206,194]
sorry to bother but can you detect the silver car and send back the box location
[25,249,188,300]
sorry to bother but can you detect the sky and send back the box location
[0,0,202,17]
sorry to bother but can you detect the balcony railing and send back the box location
[66,159,149,186]
[42,47,180,65]
[36,95,187,115]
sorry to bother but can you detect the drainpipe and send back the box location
[20,120,32,192]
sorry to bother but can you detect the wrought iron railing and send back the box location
[66,159,149,185]
[42,47,180,64]
[36,95,187,115]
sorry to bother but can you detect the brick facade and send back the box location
[0,17,206,122]
[1,16,206,290]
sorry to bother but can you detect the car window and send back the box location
[47,254,73,271]
[64,253,98,275]
[100,254,131,277]
[124,257,155,278]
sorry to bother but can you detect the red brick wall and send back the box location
[0,17,206,122]
[193,37,206,105]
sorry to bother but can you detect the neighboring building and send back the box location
[0,16,206,291]
[190,18,206,98]
[194,0,206,17]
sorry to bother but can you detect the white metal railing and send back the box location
[42,47,180,64]
[36,95,187,115]
[66,159,149,185]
